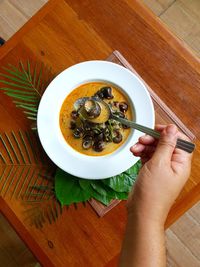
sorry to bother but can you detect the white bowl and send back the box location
[37,61,154,179]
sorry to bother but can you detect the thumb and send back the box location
[153,125,178,161]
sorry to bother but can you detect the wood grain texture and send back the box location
[0,0,200,266]
[142,0,175,15]
[0,0,47,40]
[166,229,200,267]
[170,213,200,261]
[0,214,38,267]
[63,0,200,136]
[188,201,200,222]
[0,1,27,40]
[160,1,200,40]
[8,0,47,18]
[142,0,200,57]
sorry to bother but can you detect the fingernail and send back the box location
[131,144,139,151]
[166,125,177,135]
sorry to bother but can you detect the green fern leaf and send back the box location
[0,60,54,122]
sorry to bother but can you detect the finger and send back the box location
[130,144,156,158]
[138,125,167,145]
[130,143,145,155]
[172,152,193,165]
[153,124,178,162]
[134,125,167,147]
[139,135,156,145]
[156,124,191,142]
[155,124,166,131]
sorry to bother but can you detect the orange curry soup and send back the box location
[59,82,133,156]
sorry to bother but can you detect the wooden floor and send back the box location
[142,0,200,57]
[0,0,200,266]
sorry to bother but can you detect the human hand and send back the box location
[127,124,193,224]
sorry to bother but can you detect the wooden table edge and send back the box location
[1,0,199,134]
[166,181,200,226]
[1,0,199,70]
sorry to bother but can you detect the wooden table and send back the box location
[0,0,200,266]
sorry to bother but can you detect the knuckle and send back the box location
[159,139,175,148]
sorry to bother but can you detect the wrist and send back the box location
[127,199,166,228]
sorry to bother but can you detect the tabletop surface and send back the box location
[0,0,200,266]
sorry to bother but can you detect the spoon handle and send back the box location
[112,115,195,153]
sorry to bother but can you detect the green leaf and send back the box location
[55,161,142,206]
[0,73,34,86]
[0,87,36,95]
[17,105,37,112]
[102,160,141,192]
[114,191,128,200]
[7,64,26,77]
[5,92,37,101]
[0,80,33,90]
[90,188,113,206]
[80,179,116,205]
[102,174,131,192]
[102,173,132,192]
[55,169,91,206]
[124,160,142,176]
[2,66,26,79]
[79,179,92,191]
[0,60,54,122]
[91,181,108,196]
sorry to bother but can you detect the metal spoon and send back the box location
[75,97,195,153]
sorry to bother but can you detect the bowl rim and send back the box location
[37,60,155,179]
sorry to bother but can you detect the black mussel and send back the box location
[113,101,120,108]
[85,127,91,132]
[83,130,94,137]
[70,120,76,130]
[83,121,92,131]
[73,127,83,138]
[92,129,100,135]
[82,136,93,150]
[71,110,79,120]
[93,140,105,152]
[104,134,112,142]
[84,99,101,118]
[100,86,114,99]
[119,102,128,113]
[102,128,111,142]
[113,131,123,143]
[94,91,104,99]
[104,127,110,134]
[95,132,104,141]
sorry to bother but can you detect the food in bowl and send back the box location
[59,82,133,156]
[37,60,154,179]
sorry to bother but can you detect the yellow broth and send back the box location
[59,82,133,156]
